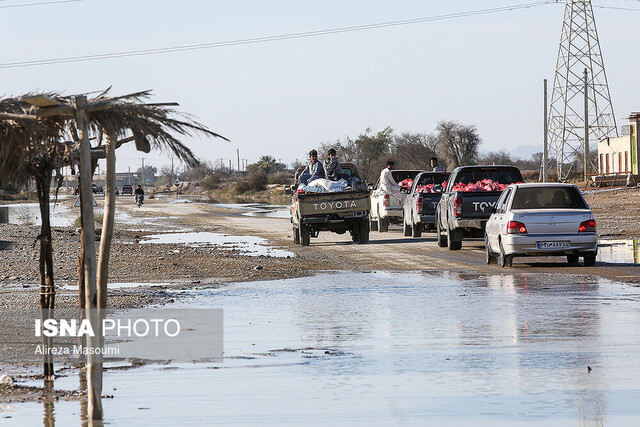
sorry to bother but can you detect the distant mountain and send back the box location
[480,144,541,160]
[511,144,541,160]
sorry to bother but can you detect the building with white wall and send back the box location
[598,113,639,175]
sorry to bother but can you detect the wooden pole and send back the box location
[76,95,103,420]
[97,132,115,310]
[36,171,55,379]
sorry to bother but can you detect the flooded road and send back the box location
[3,271,640,425]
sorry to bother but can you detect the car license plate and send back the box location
[537,241,570,249]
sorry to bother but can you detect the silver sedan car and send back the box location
[485,183,598,267]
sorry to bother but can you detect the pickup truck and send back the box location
[435,165,524,250]
[402,171,449,237]
[289,162,370,246]
[369,169,424,232]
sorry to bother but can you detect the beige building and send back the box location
[598,113,640,175]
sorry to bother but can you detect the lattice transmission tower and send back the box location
[547,0,617,181]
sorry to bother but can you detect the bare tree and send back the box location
[478,150,513,166]
[391,132,437,169]
[435,120,482,169]
[159,165,178,186]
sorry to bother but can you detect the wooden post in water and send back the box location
[76,95,103,420]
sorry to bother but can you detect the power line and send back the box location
[594,4,640,11]
[0,1,559,69]
[0,0,81,9]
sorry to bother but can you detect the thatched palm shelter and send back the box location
[0,94,71,381]
[0,89,227,420]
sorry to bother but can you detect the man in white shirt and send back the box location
[379,160,400,193]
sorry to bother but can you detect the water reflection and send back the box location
[43,381,55,427]
[598,239,640,264]
[0,203,73,227]
[6,271,640,425]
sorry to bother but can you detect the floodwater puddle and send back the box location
[212,203,290,219]
[597,239,640,264]
[139,231,294,258]
[4,271,640,425]
[113,210,188,232]
[0,203,74,227]
[59,282,174,291]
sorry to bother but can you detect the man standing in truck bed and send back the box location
[379,160,400,194]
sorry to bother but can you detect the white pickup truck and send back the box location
[369,169,424,232]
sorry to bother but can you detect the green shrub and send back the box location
[268,172,291,185]
[247,171,267,191]
[233,180,251,194]
[73,213,104,228]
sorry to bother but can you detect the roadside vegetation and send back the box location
[3,120,596,205]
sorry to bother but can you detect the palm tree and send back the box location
[0,93,70,379]
[0,89,228,420]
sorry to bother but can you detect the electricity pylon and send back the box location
[547,0,617,181]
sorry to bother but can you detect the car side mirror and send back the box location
[367,184,374,191]
[285,187,292,195]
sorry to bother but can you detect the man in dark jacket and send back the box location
[324,148,342,181]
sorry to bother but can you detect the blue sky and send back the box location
[2,0,639,173]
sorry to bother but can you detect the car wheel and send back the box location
[436,217,447,247]
[358,218,370,244]
[447,226,462,251]
[498,240,513,268]
[300,224,310,246]
[293,226,300,244]
[584,254,596,267]
[411,221,422,238]
[485,234,497,265]
[567,254,579,265]
[379,217,389,233]
[403,215,411,236]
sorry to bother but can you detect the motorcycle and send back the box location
[135,193,144,207]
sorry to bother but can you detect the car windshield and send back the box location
[455,168,523,185]
[511,186,588,210]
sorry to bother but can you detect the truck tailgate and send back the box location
[459,192,502,219]
[419,193,442,215]
[298,192,370,216]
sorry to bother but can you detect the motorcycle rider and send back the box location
[134,185,145,205]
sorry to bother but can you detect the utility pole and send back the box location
[141,158,145,185]
[237,148,240,173]
[584,68,590,181]
[543,79,548,182]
